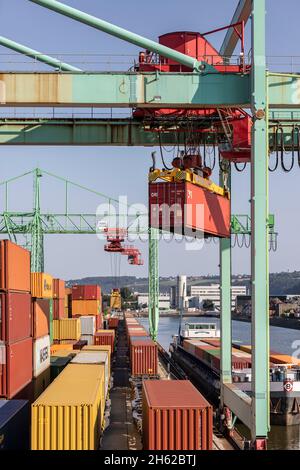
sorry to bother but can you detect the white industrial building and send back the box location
[190,284,247,310]
[137,293,171,310]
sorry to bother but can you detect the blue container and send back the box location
[0,400,29,450]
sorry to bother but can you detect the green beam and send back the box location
[251,0,269,442]
[0,118,299,148]
[0,72,250,108]
[29,0,209,72]
[220,165,232,407]
[0,36,81,72]
[0,71,298,108]
[220,0,252,57]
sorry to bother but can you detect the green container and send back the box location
[50,356,72,381]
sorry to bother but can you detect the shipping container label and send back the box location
[40,346,49,364]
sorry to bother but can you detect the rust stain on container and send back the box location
[142,380,213,450]
[0,240,30,292]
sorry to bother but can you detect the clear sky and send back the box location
[0,0,299,280]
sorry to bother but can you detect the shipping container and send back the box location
[108,317,119,329]
[130,339,158,376]
[33,335,50,378]
[71,351,110,397]
[31,273,53,299]
[53,279,65,299]
[53,318,81,341]
[73,339,88,350]
[31,363,105,450]
[80,335,94,345]
[72,300,101,316]
[32,298,50,339]
[0,337,33,398]
[0,240,30,292]
[94,330,115,352]
[0,399,30,449]
[142,380,213,450]
[50,355,73,381]
[72,285,101,301]
[53,298,65,320]
[16,368,51,403]
[82,345,111,370]
[50,343,74,355]
[0,291,31,343]
[80,315,96,336]
[149,181,230,238]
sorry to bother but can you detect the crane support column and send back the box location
[31,169,44,272]
[220,166,232,415]
[149,227,159,341]
[250,0,269,448]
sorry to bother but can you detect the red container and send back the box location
[53,298,65,320]
[53,279,65,299]
[0,337,33,398]
[108,318,119,329]
[94,331,114,352]
[130,339,158,376]
[32,299,50,339]
[0,240,30,292]
[142,380,213,450]
[149,181,230,238]
[72,285,101,300]
[0,291,31,343]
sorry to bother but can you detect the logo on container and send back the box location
[40,346,49,363]
[44,279,52,291]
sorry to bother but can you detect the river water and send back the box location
[139,316,300,450]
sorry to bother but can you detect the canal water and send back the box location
[139,316,300,450]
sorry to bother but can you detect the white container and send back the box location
[71,351,109,397]
[80,334,94,345]
[80,316,96,335]
[33,335,50,378]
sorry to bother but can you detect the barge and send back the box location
[169,322,300,426]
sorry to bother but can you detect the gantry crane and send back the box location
[0,0,298,448]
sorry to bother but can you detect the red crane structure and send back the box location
[104,228,143,266]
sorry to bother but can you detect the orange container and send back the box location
[72,300,100,316]
[32,298,50,339]
[50,343,74,355]
[53,279,65,299]
[0,240,30,292]
[31,273,53,299]
[142,380,213,450]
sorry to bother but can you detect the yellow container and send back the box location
[110,291,121,310]
[82,345,111,371]
[51,350,78,358]
[31,272,53,298]
[72,300,100,316]
[50,343,74,355]
[31,363,105,450]
[53,318,81,341]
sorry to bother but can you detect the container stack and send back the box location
[31,345,111,450]
[0,241,33,399]
[52,278,66,320]
[31,272,53,344]
[71,284,102,326]
[124,314,158,376]
[64,287,72,317]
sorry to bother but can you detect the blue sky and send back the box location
[0,0,299,280]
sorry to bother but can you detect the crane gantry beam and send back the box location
[0,72,299,108]
[0,117,298,148]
